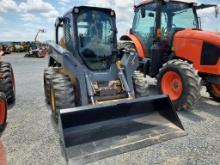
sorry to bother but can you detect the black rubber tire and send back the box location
[158,59,201,111]
[119,41,136,52]
[50,73,75,122]
[0,62,15,103]
[133,71,149,97]
[43,67,58,104]
[0,93,7,131]
[206,83,220,102]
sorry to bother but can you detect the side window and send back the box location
[63,14,74,51]
[132,3,157,52]
[58,24,65,48]
[161,12,169,37]
[133,11,156,38]
[133,4,156,37]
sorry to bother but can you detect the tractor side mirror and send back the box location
[141,7,146,18]
[129,28,133,34]
[197,17,202,29]
[148,12,155,18]
[215,6,219,18]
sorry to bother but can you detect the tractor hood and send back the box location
[173,28,220,76]
[175,29,220,46]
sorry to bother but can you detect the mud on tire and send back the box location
[158,59,201,111]
[0,62,15,103]
[50,73,75,122]
[133,71,149,97]
[43,67,59,104]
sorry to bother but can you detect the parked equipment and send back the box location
[0,62,16,103]
[0,48,16,131]
[2,45,11,55]
[24,29,48,58]
[120,0,220,110]
[24,42,48,58]
[45,6,186,164]
[13,43,25,53]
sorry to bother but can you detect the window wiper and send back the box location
[174,10,187,16]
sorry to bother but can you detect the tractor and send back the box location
[120,0,220,110]
[45,6,185,164]
[0,47,16,131]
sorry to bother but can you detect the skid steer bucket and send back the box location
[59,95,186,164]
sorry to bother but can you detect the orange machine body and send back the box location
[120,34,146,58]
[121,29,220,76]
[173,29,220,75]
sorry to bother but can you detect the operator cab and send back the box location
[132,0,217,56]
[55,6,117,71]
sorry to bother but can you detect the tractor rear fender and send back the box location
[120,34,146,58]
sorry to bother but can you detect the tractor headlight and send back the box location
[110,11,115,16]
[74,8,79,14]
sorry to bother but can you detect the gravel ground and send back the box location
[1,53,220,165]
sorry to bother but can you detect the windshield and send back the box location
[161,2,198,32]
[77,10,115,71]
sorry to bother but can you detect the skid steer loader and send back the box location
[44,6,186,164]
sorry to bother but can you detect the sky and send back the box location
[0,0,219,42]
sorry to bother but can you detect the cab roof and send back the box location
[136,0,217,11]
[63,6,114,17]
[137,0,196,8]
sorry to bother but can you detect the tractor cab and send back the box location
[121,0,220,110]
[131,0,218,56]
[55,6,117,71]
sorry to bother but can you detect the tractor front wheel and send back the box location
[206,83,220,102]
[158,59,201,111]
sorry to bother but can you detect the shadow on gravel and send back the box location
[195,97,220,118]
[179,97,220,122]
[7,101,16,110]
[179,109,204,122]
[47,105,67,162]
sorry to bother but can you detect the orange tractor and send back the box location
[0,47,16,131]
[121,0,220,110]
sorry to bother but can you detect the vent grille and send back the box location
[201,42,220,65]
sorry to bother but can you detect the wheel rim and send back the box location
[211,84,220,96]
[161,71,183,101]
[0,100,6,125]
